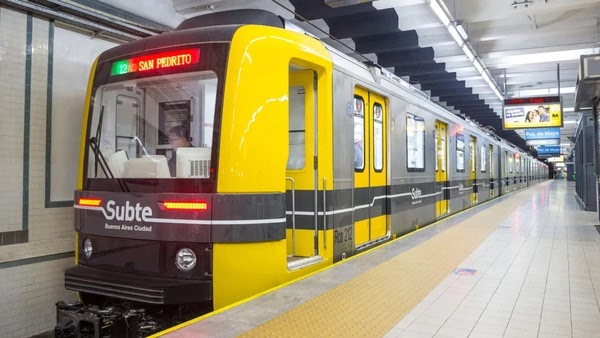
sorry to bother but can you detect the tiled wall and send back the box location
[0,6,115,337]
[0,7,26,236]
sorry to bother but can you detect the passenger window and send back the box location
[354,96,365,171]
[287,85,306,170]
[434,129,438,172]
[407,113,425,171]
[456,133,465,172]
[489,148,493,175]
[441,127,446,172]
[373,103,383,171]
[469,140,475,173]
[480,145,486,173]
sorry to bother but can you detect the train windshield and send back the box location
[86,71,218,182]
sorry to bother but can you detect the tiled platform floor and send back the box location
[157,180,600,338]
[387,180,600,338]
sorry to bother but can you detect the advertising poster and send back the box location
[503,96,563,130]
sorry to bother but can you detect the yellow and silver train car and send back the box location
[59,9,547,336]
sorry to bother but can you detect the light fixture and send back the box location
[472,59,484,73]
[175,248,197,271]
[83,239,93,258]
[428,0,503,102]
[456,24,468,40]
[462,45,475,61]
[447,25,465,46]
[563,120,577,124]
[429,0,451,26]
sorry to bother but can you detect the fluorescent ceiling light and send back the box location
[447,25,464,46]
[456,24,468,40]
[493,88,503,100]
[462,44,475,61]
[473,59,484,73]
[513,87,575,96]
[428,0,451,26]
[563,107,574,112]
[488,48,595,67]
[428,0,501,101]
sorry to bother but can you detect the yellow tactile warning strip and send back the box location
[240,190,532,338]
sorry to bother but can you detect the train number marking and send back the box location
[334,226,353,244]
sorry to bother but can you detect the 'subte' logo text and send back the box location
[104,200,152,222]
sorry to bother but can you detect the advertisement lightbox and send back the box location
[503,96,563,130]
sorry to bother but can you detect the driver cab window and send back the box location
[87,71,217,179]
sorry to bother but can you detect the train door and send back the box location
[353,87,388,247]
[285,69,319,265]
[489,144,494,198]
[469,136,477,204]
[435,121,448,217]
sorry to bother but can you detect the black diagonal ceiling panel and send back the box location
[288,0,530,153]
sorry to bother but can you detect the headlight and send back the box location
[83,239,93,258]
[175,248,197,272]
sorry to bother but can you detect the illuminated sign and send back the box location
[547,155,564,163]
[537,145,561,156]
[525,128,560,146]
[503,96,563,130]
[110,48,201,76]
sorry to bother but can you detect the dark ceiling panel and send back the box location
[328,9,400,39]
[290,0,375,20]
[412,72,458,84]
[353,31,420,54]
[377,48,435,67]
[395,62,447,76]
[420,80,465,91]
[429,87,473,96]
[289,0,529,154]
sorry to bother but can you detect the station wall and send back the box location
[0,6,116,337]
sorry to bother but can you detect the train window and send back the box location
[115,95,141,159]
[158,101,190,146]
[509,154,513,173]
[354,96,365,171]
[515,155,520,173]
[287,85,306,170]
[480,145,486,173]
[469,140,476,173]
[87,71,217,179]
[373,103,383,171]
[406,113,425,171]
[489,147,493,175]
[456,133,465,172]
[441,127,446,172]
[434,129,438,172]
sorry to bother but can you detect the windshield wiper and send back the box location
[88,106,129,192]
[93,106,104,177]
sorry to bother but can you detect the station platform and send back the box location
[153,180,600,338]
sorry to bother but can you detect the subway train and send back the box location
[57,9,548,337]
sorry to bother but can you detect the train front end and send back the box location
[57,10,336,336]
[66,29,230,308]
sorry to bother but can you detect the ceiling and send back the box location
[26,0,600,158]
